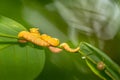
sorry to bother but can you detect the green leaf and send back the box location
[0,15,46,80]
[0,44,45,80]
[79,42,120,80]
[0,15,26,39]
[0,15,27,49]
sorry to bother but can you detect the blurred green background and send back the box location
[0,0,120,80]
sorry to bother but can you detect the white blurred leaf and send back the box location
[54,0,120,40]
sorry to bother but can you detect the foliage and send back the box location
[0,0,120,80]
[79,42,120,80]
[0,15,45,80]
